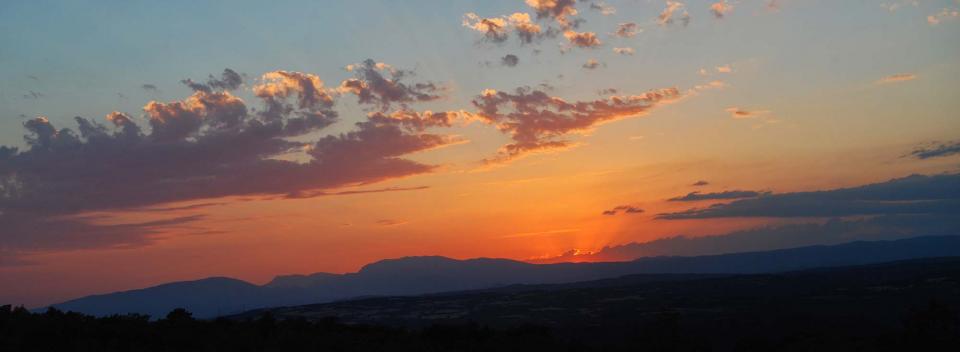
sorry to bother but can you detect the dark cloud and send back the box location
[602,205,644,216]
[470,86,682,163]
[180,68,245,93]
[141,84,158,92]
[668,190,769,201]
[910,140,960,159]
[692,180,710,186]
[501,54,520,67]
[658,174,960,219]
[534,214,960,263]
[338,59,443,111]
[1,65,464,257]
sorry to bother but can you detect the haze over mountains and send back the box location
[47,235,960,319]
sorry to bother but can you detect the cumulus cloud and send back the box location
[563,30,602,48]
[501,54,520,67]
[526,0,580,28]
[909,140,960,159]
[462,12,550,45]
[613,22,640,38]
[1,65,463,256]
[469,86,683,164]
[338,59,443,111]
[602,205,644,216]
[876,73,917,84]
[657,173,960,219]
[725,107,771,119]
[613,47,634,55]
[668,190,769,201]
[710,1,733,18]
[658,1,690,26]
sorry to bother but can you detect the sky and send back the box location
[1,0,959,307]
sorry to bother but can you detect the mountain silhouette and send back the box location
[46,235,960,318]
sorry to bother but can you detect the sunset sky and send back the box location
[2,0,959,307]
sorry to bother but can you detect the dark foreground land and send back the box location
[4,258,960,351]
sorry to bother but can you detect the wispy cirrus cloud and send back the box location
[602,205,644,216]
[725,107,771,119]
[876,73,917,84]
[908,140,960,160]
[668,190,769,201]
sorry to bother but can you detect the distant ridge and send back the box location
[44,235,960,318]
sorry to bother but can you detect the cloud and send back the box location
[612,47,634,55]
[526,0,580,28]
[339,59,444,111]
[725,107,771,119]
[22,91,44,100]
[0,213,205,254]
[533,214,960,263]
[692,180,710,186]
[462,12,550,45]
[375,219,409,226]
[716,64,732,73]
[657,173,960,219]
[501,54,520,67]
[181,68,244,93]
[141,84,158,92]
[589,2,616,15]
[876,73,917,84]
[668,190,769,201]
[928,7,959,25]
[909,140,960,159]
[469,86,683,164]
[1,65,465,256]
[602,205,644,216]
[710,1,733,18]
[563,30,601,48]
[582,59,604,69]
[613,22,640,38]
[658,1,690,26]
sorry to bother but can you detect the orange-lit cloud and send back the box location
[658,1,690,26]
[563,30,602,48]
[725,107,771,119]
[876,73,917,84]
[470,86,683,164]
[710,1,733,18]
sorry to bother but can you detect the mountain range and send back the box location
[46,235,960,318]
